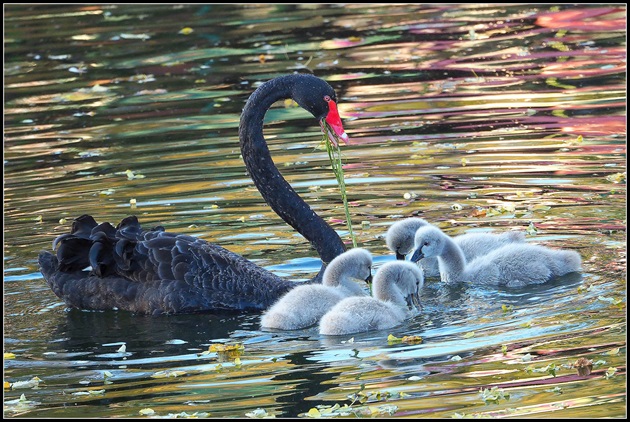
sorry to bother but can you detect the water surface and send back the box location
[4,4,626,418]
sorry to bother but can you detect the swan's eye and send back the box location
[324,95,331,102]
[423,241,429,246]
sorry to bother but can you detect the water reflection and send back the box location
[4,3,626,419]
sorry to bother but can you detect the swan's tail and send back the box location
[38,250,59,288]
[554,250,582,276]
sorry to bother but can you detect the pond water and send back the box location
[4,3,626,419]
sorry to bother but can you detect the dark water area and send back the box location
[4,4,626,418]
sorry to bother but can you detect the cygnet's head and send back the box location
[410,226,447,263]
[323,247,373,286]
[374,260,424,309]
[385,217,430,260]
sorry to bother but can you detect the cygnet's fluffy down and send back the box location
[385,217,525,277]
[319,260,424,336]
[410,225,581,287]
[260,248,372,330]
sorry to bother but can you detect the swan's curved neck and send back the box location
[238,76,346,272]
[438,236,467,283]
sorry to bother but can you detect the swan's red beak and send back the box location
[323,99,348,146]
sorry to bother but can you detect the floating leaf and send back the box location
[605,172,626,184]
[117,344,126,353]
[604,347,620,356]
[72,389,106,396]
[577,284,592,293]
[479,386,510,404]
[118,33,151,40]
[9,377,42,390]
[178,27,194,35]
[306,407,322,418]
[545,363,558,377]
[450,355,462,362]
[463,331,475,339]
[139,408,155,416]
[4,353,16,359]
[530,204,551,211]
[401,335,423,344]
[124,169,145,180]
[526,221,538,235]
[502,304,514,313]
[604,367,617,379]
[387,334,402,344]
[245,408,275,418]
[471,207,487,217]
[151,370,187,378]
[545,386,563,394]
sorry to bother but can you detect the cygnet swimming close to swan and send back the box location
[385,217,525,277]
[260,248,372,330]
[319,260,424,336]
[409,225,582,287]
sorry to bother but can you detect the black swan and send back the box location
[38,74,350,315]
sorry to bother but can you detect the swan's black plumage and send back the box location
[38,74,348,315]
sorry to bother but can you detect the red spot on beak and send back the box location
[324,99,348,146]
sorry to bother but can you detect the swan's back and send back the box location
[260,248,372,330]
[455,230,525,262]
[319,261,423,336]
[318,296,405,335]
[40,215,295,314]
[259,284,347,330]
[465,242,582,287]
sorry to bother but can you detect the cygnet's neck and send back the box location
[373,276,406,307]
[323,262,356,288]
[437,235,467,284]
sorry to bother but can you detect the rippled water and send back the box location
[4,4,627,419]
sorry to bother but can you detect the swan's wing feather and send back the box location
[40,215,297,313]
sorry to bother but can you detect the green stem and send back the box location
[323,132,357,248]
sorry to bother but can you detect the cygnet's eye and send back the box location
[423,241,429,246]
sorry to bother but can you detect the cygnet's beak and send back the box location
[405,292,422,311]
[410,247,424,263]
[365,273,373,285]
[395,251,406,260]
